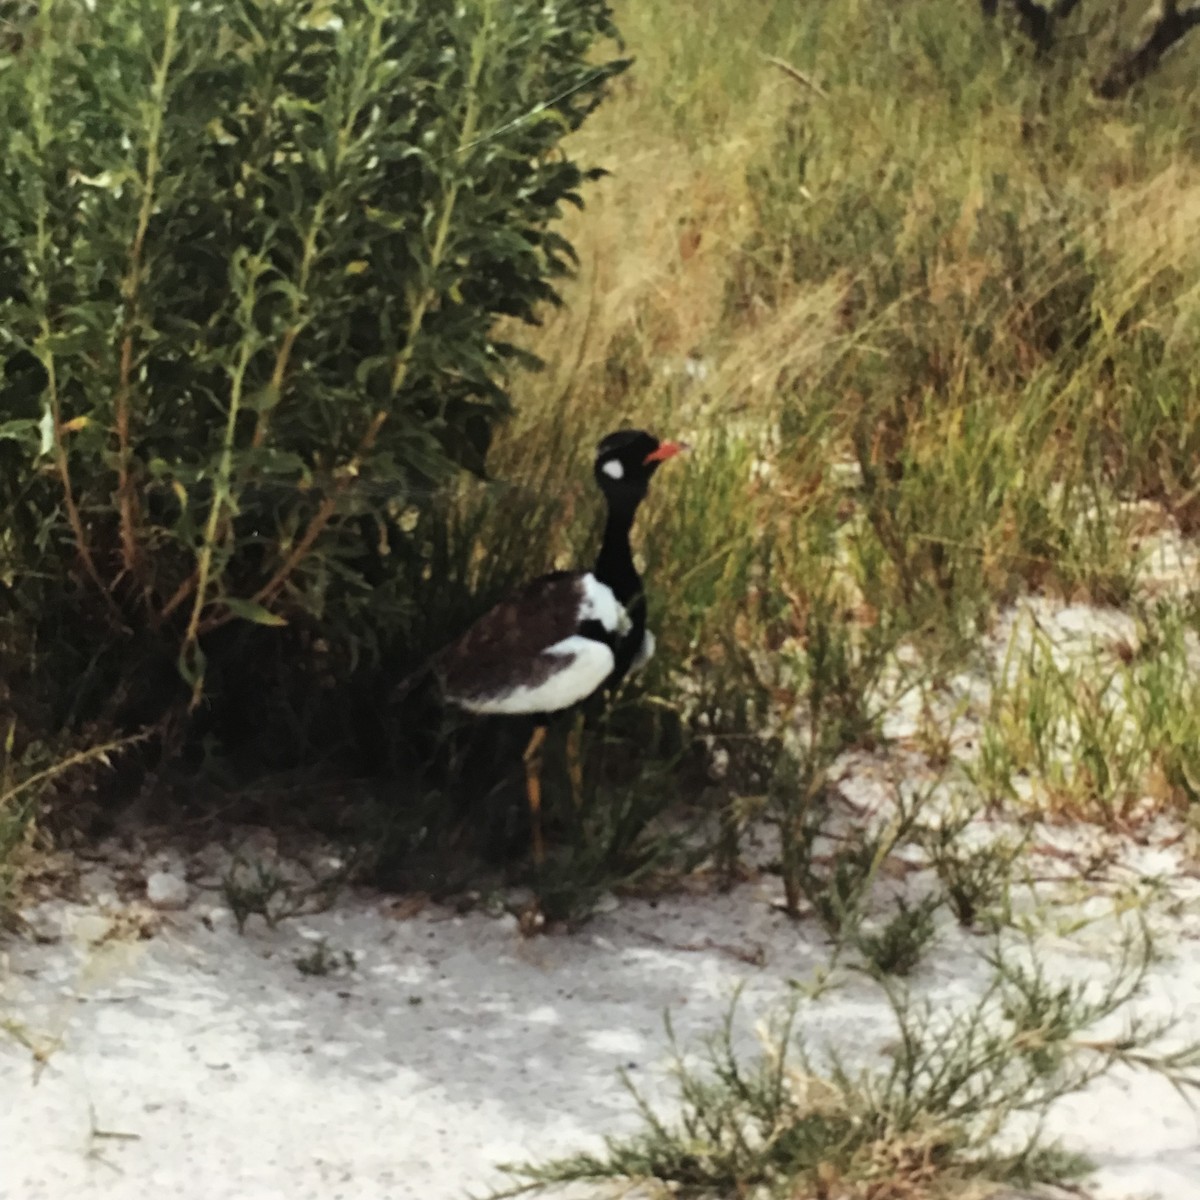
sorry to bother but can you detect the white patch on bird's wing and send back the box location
[600,459,624,480]
[579,573,631,636]
[630,628,655,674]
[456,636,616,715]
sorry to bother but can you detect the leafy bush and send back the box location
[0,0,625,743]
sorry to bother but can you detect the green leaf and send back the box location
[0,419,39,443]
[223,598,288,627]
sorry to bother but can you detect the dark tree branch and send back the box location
[1094,1,1200,97]
[1013,0,1053,46]
[1005,0,1085,52]
[983,0,1197,97]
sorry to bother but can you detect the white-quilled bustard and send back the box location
[435,429,685,861]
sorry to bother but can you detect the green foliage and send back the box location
[221,849,346,932]
[0,0,625,731]
[494,928,1198,1199]
[733,2,1195,636]
[918,805,1024,928]
[856,894,941,977]
[963,598,1200,823]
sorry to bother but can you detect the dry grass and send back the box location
[333,0,1200,934]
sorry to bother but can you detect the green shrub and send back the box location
[0,0,625,741]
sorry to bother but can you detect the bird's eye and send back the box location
[601,459,624,480]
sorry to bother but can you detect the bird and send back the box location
[433,428,686,862]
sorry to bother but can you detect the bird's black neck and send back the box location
[593,497,642,607]
[593,494,647,688]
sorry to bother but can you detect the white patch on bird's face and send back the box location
[579,573,631,636]
[600,458,624,480]
[455,636,615,716]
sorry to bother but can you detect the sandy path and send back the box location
[4,855,1200,1200]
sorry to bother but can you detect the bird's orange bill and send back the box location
[644,440,689,464]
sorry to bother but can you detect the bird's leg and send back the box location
[566,712,585,810]
[523,724,549,864]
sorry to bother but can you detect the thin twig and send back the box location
[181,332,257,702]
[115,5,179,597]
[201,409,389,632]
[0,731,149,808]
[44,359,124,625]
[761,54,829,99]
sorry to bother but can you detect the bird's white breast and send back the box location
[455,636,616,715]
[579,572,631,637]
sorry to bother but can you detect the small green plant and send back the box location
[1125,600,1200,809]
[968,616,1146,822]
[532,762,692,924]
[493,927,1200,1199]
[856,893,941,977]
[221,859,303,934]
[962,599,1200,827]
[776,773,936,950]
[918,801,1025,928]
[220,844,349,934]
[798,833,882,937]
[295,938,356,978]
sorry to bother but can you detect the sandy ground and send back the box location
[6,583,1200,1200]
[3,831,1200,1200]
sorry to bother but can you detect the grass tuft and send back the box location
[494,927,1198,1199]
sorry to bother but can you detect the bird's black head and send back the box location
[593,429,686,507]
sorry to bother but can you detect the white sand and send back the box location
[5,591,1200,1200]
[3,840,1200,1200]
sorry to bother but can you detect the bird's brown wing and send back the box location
[437,571,589,706]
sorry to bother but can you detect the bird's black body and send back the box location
[430,427,685,862]
[436,570,627,715]
[438,429,678,718]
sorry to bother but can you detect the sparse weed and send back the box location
[1125,600,1200,809]
[532,759,693,924]
[965,599,1200,825]
[222,859,299,934]
[0,730,143,923]
[219,856,341,935]
[856,894,942,978]
[494,926,1199,1199]
[919,812,1024,929]
[295,938,356,978]
[776,769,941,957]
